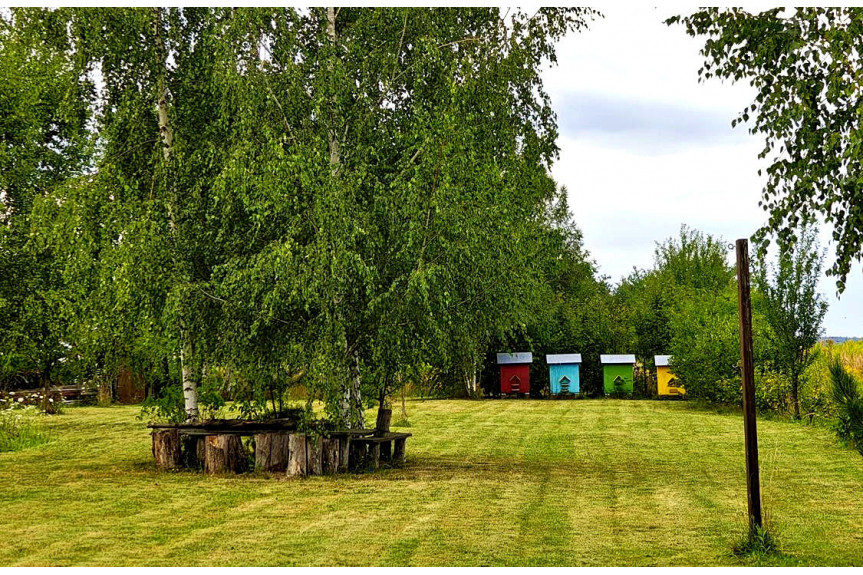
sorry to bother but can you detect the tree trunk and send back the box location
[153,8,198,422]
[180,336,198,422]
[326,7,340,171]
[254,432,290,472]
[375,407,392,435]
[204,435,248,474]
[287,433,307,477]
[321,438,340,474]
[791,373,801,420]
[152,429,181,470]
[351,350,364,429]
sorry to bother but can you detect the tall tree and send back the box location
[756,224,828,419]
[669,8,863,291]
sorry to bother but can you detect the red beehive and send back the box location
[496,352,533,396]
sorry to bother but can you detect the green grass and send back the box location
[1,399,862,566]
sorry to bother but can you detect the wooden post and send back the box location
[393,437,407,466]
[380,440,392,463]
[321,438,340,474]
[736,238,762,530]
[307,435,323,476]
[287,433,307,477]
[152,429,181,470]
[254,432,290,472]
[337,436,351,473]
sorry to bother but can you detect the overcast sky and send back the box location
[541,5,862,337]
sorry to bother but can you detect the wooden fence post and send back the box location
[736,238,763,530]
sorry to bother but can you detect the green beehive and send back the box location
[600,354,636,395]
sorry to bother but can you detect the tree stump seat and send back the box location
[348,432,412,469]
[148,422,409,475]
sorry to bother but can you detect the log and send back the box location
[152,429,181,470]
[338,436,351,473]
[204,434,248,474]
[254,432,290,472]
[321,438,340,474]
[287,433,307,477]
[307,435,323,476]
[375,408,392,435]
[393,437,407,466]
[369,443,381,469]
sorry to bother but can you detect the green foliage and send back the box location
[734,524,779,559]
[138,380,225,424]
[0,403,49,452]
[668,8,863,291]
[755,223,828,418]
[829,357,863,456]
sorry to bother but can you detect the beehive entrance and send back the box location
[559,375,571,393]
[509,374,521,393]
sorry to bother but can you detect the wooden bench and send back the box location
[348,432,412,470]
[147,420,409,475]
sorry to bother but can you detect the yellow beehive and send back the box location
[655,355,685,397]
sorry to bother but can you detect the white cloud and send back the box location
[544,5,862,336]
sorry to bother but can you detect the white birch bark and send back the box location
[153,8,197,421]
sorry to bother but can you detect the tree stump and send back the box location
[152,429,181,470]
[287,433,307,477]
[254,432,290,472]
[321,438,340,474]
[393,437,407,466]
[338,436,351,473]
[349,441,367,472]
[307,435,323,476]
[375,408,392,435]
[369,443,381,469]
[204,434,248,474]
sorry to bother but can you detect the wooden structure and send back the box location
[655,355,684,397]
[600,354,636,396]
[546,354,581,396]
[736,238,762,529]
[496,352,532,396]
[148,417,411,476]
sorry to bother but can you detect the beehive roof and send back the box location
[496,352,533,364]
[546,354,582,364]
[655,355,672,367]
[600,354,636,364]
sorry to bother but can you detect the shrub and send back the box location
[0,389,63,414]
[754,370,790,414]
[829,357,863,456]
[138,380,226,424]
[0,403,49,452]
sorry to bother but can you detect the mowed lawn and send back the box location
[1,400,862,566]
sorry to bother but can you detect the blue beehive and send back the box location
[546,354,582,395]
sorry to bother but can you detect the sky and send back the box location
[541,6,862,338]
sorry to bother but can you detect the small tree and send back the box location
[756,224,828,419]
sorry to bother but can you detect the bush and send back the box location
[0,389,64,414]
[829,357,863,456]
[0,403,49,452]
[754,370,790,414]
[138,381,226,424]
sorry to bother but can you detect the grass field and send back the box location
[1,399,862,566]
